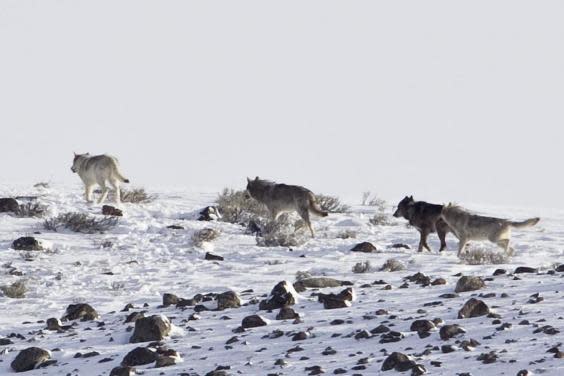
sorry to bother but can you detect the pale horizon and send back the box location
[1,1,562,210]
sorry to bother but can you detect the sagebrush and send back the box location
[44,212,118,233]
[460,247,511,265]
[15,202,47,218]
[216,188,269,225]
[315,194,350,213]
[380,258,406,272]
[256,214,308,247]
[0,280,27,298]
[94,187,155,203]
[192,228,221,247]
[352,261,372,273]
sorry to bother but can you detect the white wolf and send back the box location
[71,153,130,204]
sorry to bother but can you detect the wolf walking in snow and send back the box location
[440,204,540,256]
[393,195,453,252]
[245,177,328,237]
[71,153,130,204]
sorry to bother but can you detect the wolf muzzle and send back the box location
[71,167,76,173]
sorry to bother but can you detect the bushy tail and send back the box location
[309,193,329,217]
[111,159,130,183]
[510,217,540,229]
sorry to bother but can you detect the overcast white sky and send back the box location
[1,1,562,209]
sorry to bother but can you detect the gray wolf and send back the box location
[71,153,130,204]
[393,196,453,252]
[440,204,540,256]
[245,177,328,237]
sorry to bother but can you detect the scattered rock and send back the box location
[405,272,431,286]
[0,198,19,213]
[102,205,123,216]
[493,269,507,276]
[350,242,377,253]
[242,315,268,329]
[162,293,180,307]
[318,288,355,309]
[293,277,352,292]
[477,351,498,364]
[455,276,485,293]
[110,366,136,376]
[216,291,241,310]
[130,315,171,343]
[205,252,224,261]
[458,298,490,319]
[12,237,44,251]
[122,347,158,366]
[62,303,99,321]
[440,324,466,340]
[11,347,51,372]
[410,320,436,337]
[431,278,446,286]
[198,206,221,221]
[166,224,184,230]
[514,266,537,274]
[276,307,299,320]
[259,281,298,310]
[381,352,414,372]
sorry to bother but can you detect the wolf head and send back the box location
[393,195,414,218]
[71,152,89,173]
[245,176,261,199]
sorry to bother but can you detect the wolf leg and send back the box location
[457,239,467,257]
[437,228,447,252]
[85,184,94,203]
[299,208,315,238]
[422,230,432,252]
[111,180,121,204]
[97,182,109,204]
[496,239,510,254]
[417,230,429,252]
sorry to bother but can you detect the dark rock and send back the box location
[130,315,171,343]
[556,264,564,272]
[350,242,377,253]
[0,198,19,213]
[198,206,221,221]
[293,331,310,341]
[216,291,241,310]
[379,331,404,343]
[293,277,352,292]
[381,352,413,372]
[440,324,466,340]
[411,364,427,375]
[441,344,456,353]
[454,276,485,293]
[477,351,498,364]
[318,288,354,310]
[410,320,435,335]
[110,366,136,376]
[11,347,51,372]
[493,269,507,276]
[242,315,267,329]
[516,370,530,376]
[458,298,490,319]
[62,303,99,321]
[155,355,178,367]
[205,252,224,261]
[390,243,410,249]
[245,220,262,235]
[166,224,184,230]
[460,339,480,351]
[371,325,390,334]
[162,293,180,306]
[514,266,537,274]
[276,307,299,320]
[122,347,157,366]
[431,278,446,286]
[12,236,43,251]
[102,205,123,216]
[405,272,431,286]
[124,311,145,324]
[259,281,297,310]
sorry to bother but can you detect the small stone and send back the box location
[350,242,377,253]
[242,315,268,329]
[454,276,485,293]
[11,347,51,372]
[458,298,490,319]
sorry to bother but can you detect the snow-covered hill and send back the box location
[0,184,562,375]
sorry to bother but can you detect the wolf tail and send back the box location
[509,217,540,229]
[110,158,130,183]
[308,193,329,217]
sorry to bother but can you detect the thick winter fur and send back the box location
[440,204,540,256]
[71,153,130,204]
[245,177,328,237]
[393,195,453,252]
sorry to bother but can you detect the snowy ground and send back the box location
[0,184,563,375]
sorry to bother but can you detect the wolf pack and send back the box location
[71,152,540,258]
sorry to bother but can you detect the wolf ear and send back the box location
[255,176,259,181]
[409,195,414,200]
[73,152,77,157]
[247,177,251,183]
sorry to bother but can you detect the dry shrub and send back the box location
[352,261,372,273]
[15,202,47,218]
[121,188,155,203]
[192,228,221,247]
[256,214,308,247]
[0,280,27,298]
[216,188,269,225]
[44,212,118,233]
[336,230,357,239]
[315,194,350,213]
[34,182,50,189]
[295,270,312,281]
[460,247,511,265]
[380,258,406,272]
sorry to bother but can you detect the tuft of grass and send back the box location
[315,194,351,213]
[192,228,221,247]
[295,270,312,281]
[380,258,406,272]
[120,188,155,203]
[44,212,118,233]
[460,247,511,265]
[15,202,47,218]
[352,261,372,273]
[0,280,27,298]
[216,188,269,225]
[34,182,50,189]
[336,230,357,239]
